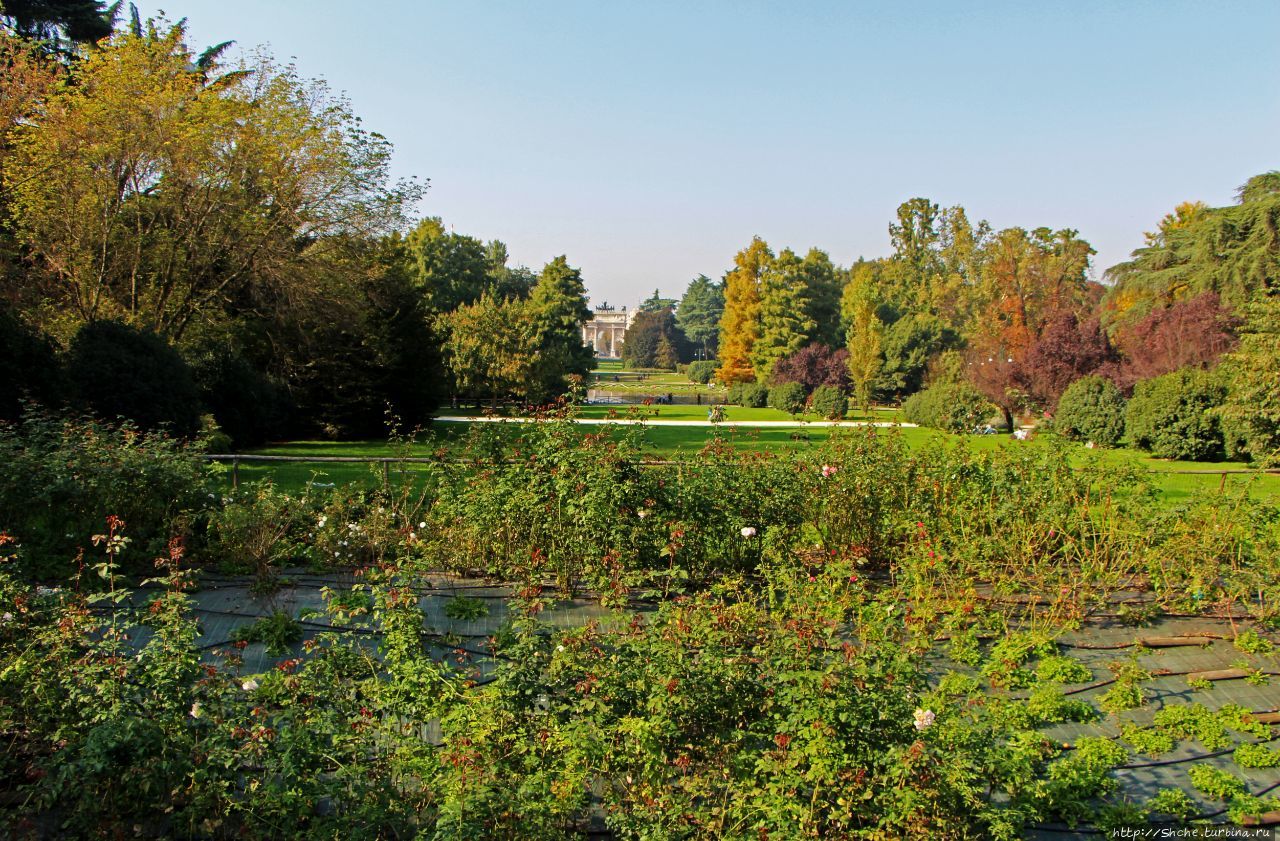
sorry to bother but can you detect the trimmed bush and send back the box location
[808,385,847,420]
[1125,368,1227,460]
[686,360,717,385]
[768,382,807,415]
[731,382,767,408]
[1054,375,1125,447]
[67,320,202,438]
[902,381,993,434]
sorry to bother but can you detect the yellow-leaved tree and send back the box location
[716,236,771,385]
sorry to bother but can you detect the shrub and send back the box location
[767,382,807,415]
[735,382,768,408]
[686,360,717,384]
[0,414,212,578]
[808,384,847,419]
[0,307,64,422]
[1053,375,1125,447]
[901,381,993,434]
[67,320,202,438]
[1125,367,1227,460]
[187,343,292,448]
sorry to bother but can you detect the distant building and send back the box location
[582,303,636,358]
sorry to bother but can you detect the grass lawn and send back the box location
[573,403,889,422]
[227,418,1280,505]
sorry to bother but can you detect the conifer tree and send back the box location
[751,248,817,381]
[716,237,771,384]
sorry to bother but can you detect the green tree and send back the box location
[675,274,723,360]
[717,237,770,384]
[403,217,492,313]
[1221,291,1280,463]
[1103,174,1280,330]
[843,273,883,412]
[527,256,593,401]
[751,248,817,381]
[445,292,533,408]
[800,248,842,347]
[639,288,677,312]
[0,0,113,47]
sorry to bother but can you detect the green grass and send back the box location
[225,419,1280,505]
[574,403,887,422]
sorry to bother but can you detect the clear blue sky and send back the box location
[139,1,1279,307]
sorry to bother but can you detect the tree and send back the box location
[771,343,848,392]
[404,217,491,313]
[1103,175,1280,329]
[445,293,533,408]
[799,248,841,347]
[4,23,420,341]
[1221,291,1280,464]
[751,248,817,380]
[639,288,677,312]
[843,272,883,412]
[1112,292,1240,389]
[622,307,684,369]
[1018,311,1114,410]
[876,314,956,399]
[0,0,113,47]
[526,256,593,402]
[717,237,770,385]
[675,274,723,360]
[66,319,202,437]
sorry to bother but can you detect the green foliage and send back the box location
[675,274,724,360]
[1234,742,1280,769]
[0,414,210,577]
[729,381,768,408]
[902,380,994,434]
[685,359,717,384]
[0,305,64,422]
[1105,179,1280,328]
[767,381,807,415]
[1234,629,1275,654]
[1125,367,1228,460]
[1053,375,1126,447]
[67,320,203,438]
[1221,290,1280,464]
[443,594,489,621]
[1188,765,1247,801]
[232,610,303,656]
[808,384,847,419]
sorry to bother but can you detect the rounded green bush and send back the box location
[1054,375,1125,447]
[767,382,807,415]
[686,360,717,385]
[901,381,993,434]
[808,384,847,420]
[1124,367,1226,460]
[67,320,202,438]
[737,382,768,408]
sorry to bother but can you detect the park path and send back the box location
[435,416,917,428]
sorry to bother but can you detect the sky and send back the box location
[137,0,1280,307]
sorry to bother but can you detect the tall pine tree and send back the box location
[751,248,817,381]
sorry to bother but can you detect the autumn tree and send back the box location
[4,23,420,341]
[717,237,770,384]
[771,343,849,392]
[1018,311,1114,409]
[1103,174,1280,329]
[1112,292,1240,388]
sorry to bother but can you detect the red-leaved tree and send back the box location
[1112,292,1240,389]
